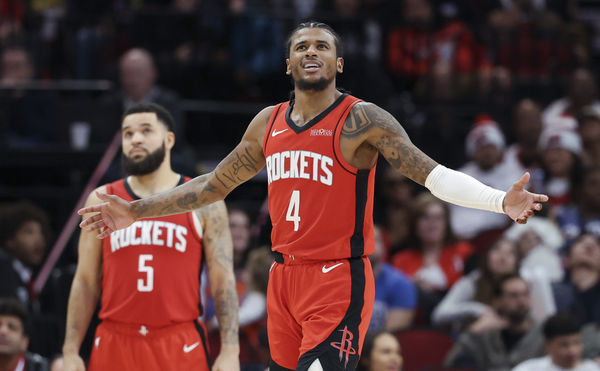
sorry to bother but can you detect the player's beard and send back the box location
[293,69,333,92]
[122,142,166,175]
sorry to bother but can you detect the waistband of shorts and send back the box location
[99,319,198,338]
[271,251,363,265]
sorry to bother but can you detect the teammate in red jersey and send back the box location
[62,103,239,371]
[77,23,548,371]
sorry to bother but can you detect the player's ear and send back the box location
[286,59,291,75]
[336,57,344,73]
[165,131,175,150]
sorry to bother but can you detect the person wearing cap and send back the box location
[449,115,523,240]
[538,125,584,218]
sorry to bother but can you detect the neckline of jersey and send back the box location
[123,174,185,200]
[285,92,348,134]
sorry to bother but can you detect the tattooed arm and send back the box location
[197,201,239,371]
[343,102,547,223]
[341,101,437,185]
[79,106,273,238]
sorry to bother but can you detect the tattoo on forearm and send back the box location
[203,203,238,346]
[176,192,198,210]
[216,147,260,189]
[214,284,239,345]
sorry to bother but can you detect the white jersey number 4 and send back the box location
[286,190,301,231]
[137,254,154,292]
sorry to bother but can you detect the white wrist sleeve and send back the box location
[425,165,506,214]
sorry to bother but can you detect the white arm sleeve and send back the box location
[425,165,506,214]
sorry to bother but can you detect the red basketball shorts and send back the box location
[267,255,375,370]
[88,320,210,371]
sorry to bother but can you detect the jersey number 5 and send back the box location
[286,190,301,231]
[137,254,154,292]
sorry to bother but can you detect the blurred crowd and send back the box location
[2,0,600,370]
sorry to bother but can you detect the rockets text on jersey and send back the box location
[109,220,189,253]
[265,150,333,186]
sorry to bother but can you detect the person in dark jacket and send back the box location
[0,297,49,371]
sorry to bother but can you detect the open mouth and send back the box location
[303,62,321,72]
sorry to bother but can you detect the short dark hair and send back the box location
[492,272,524,298]
[543,312,582,340]
[0,298,29,336]
[122,102,175,133]
[357,330,397,371]
[0,200,50,247]
[285,21,343,58]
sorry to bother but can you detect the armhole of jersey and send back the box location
[262,104,283,153]
[332,99,362,175]
[189,210,203,240]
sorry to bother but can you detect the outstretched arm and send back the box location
[347,102,548,223]
[79,106,273,238]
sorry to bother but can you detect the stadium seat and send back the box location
[395,328,455,371]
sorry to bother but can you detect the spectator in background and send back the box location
[238,247,270,329]
[369,226,416,332]
[503,99,544,187]
[444,274,545,371]
[392,193,474,323]
[543,68,600,125]
[537,126,584,218]
[485,0,575,83]
[504,217,564,283]
[0,201,50,310]
[105,48,185,150]
[552,234,600,325]
[512,312,600,371]
[386,0,490,99]
[357,330,403,371]
[0,0,25,46]
[450,115,518,242]
[228,0,286,102]
[228,206,254,273]
[578,106,600,167]
[0,45,58,147]
[327,0,394,104]
[557,167,600,243]
[433,238,520,328]
[0,297,49,371]
[238,246,271,369]
[376,163,416,255]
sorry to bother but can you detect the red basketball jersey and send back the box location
[263,93,376,260]
[99,176,203,326]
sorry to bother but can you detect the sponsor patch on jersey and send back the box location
[310,128,333,137]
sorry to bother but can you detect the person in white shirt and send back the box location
[512,312,600,371]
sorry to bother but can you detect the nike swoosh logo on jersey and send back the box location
[183,341,200,353]
[272,129,288,137]
[322,262,344,273]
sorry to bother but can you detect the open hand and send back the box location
[503,173,548,224]
[78,191,136,239]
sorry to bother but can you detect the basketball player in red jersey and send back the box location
[62,103,239,371]
[78,23,549,371]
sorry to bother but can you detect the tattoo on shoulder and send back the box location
[344,102,436,185]
[342,102,401,138]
